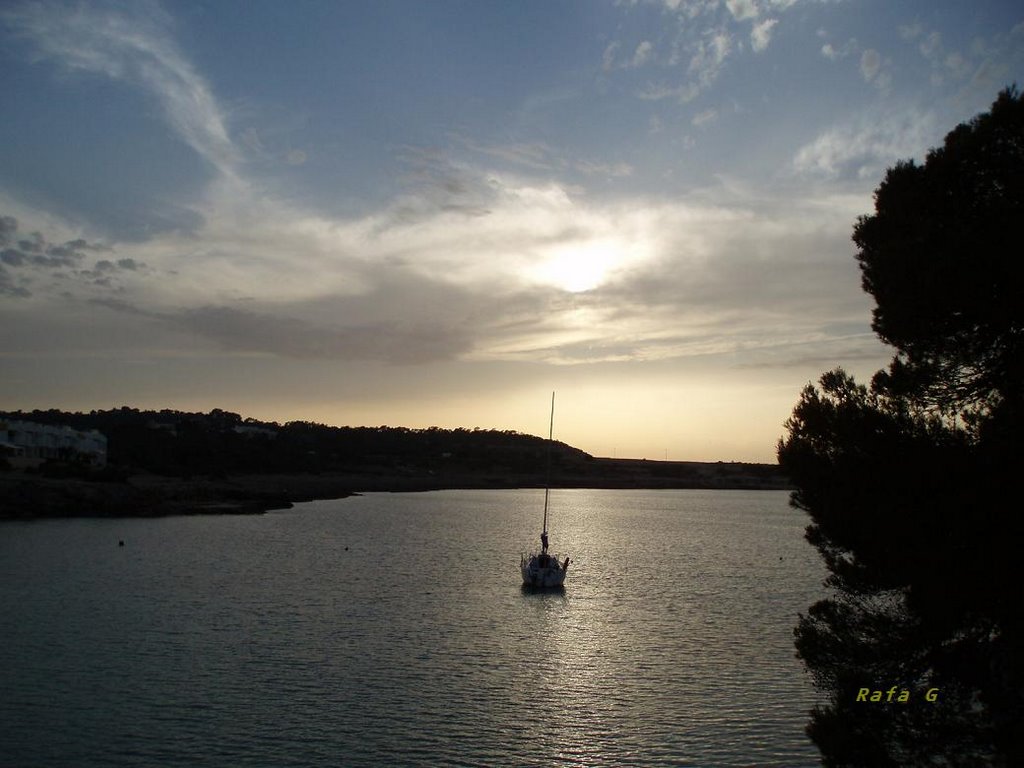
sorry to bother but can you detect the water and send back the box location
[1,489,826,766]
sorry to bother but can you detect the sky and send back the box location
[1,1,1022,462]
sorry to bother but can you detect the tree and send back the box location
[779,88,1024,766]
[854,87,1024,415]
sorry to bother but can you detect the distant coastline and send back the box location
[1,407,789,518]
[1,459,791,519]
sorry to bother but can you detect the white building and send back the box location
[0,420,108,466]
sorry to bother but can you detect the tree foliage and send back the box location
[780,88,1024,766]
[0,406,588,478]
[854,86,1024,413]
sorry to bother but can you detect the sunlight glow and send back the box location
[532,240,625,293]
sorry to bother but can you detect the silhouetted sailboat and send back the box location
[521,392,570,588]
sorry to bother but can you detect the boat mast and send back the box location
[542,391,554,540]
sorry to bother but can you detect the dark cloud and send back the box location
[78,257,149,282]
[389,146,499,227]
[87,297,151,315]
[31,251,83,268]
[0,214,144,297]
[0,265,31,298]
[0,216,17,247]
[88,293,477,365]
[172,306,474,364]
[0,215,108,272]
[1,249,26,267]
[17,233,44,253]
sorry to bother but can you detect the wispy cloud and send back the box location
[860,49,883,82]
[692,107,718,127]
[0,1,891,375]
[632,40,655,67]
[688,28,733,87]
[751,18,778,53]
[3,0,239,178]
[820,39,857,61]
[614,0,804,105]
[637,81,700,103]
[725,0,759,23]
[2,162,878,371]
[602,40,621,72]
[792,108,938,180]
[899,19,1024,94]
[451,135,632,181]
[603,39,656,71]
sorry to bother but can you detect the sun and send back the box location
[533,240,621,293]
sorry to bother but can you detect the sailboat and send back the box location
[520,392,570,588]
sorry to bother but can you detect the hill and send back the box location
[0,407,789,517]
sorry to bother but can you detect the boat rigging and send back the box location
[520,392,570,588]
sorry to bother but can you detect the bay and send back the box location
[0,488,826,766]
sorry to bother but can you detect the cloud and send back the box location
[899,23,942,60]
[81,272,483,365]
[899,23,924,41]
[637,81,700,103]
[689,29,733,87]
[611,1,801,103]
[858,48,892,92]
[3,0,239,177]
[603,39,654,70]
[0,0,889,377]
[573,160,634,177]
[751,18,778,52]
[0,216,17,246]
[0,250,26,268]
[6,159,881,372]
[452,135,632,183]
[944,51,972,81]
[170,305,476,365]
[632,40,654,67]
[451,136,553,171]
[725,0,759,22]
[820,39,856,60]
[610,0,814,106]
[899,19,1024,94]
[0,265,31,297]
[859,49,881,81]
[918,30,942,59]
[792,109,938,180]
[692,107,718,127]
[602,40,621,72]
[516,192,878,366]
[0,214,115,294]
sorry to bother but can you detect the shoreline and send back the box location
[1,460,792,519]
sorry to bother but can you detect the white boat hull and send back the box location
[521,553,569,588]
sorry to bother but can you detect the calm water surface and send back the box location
[1,489,826,766]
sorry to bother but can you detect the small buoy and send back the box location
[344,546,349,551]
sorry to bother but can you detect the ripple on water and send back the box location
[0,489,825,767]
